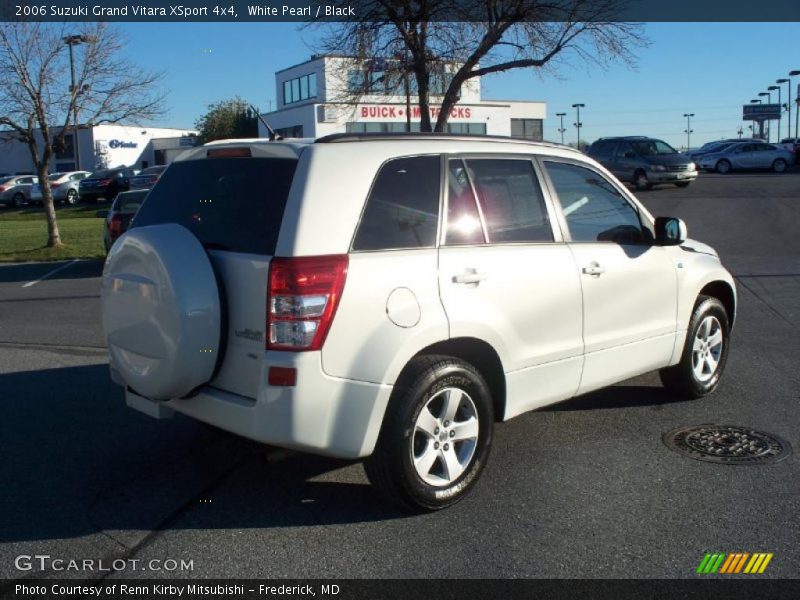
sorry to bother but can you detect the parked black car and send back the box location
[587,136,698,190]
[78,166,135,203]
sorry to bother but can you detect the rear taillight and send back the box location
[0,186,6,193]
[51,182,61,188]
[109,214,123,238]
[267,255,348,351]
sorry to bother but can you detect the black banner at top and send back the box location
[1,0,799,22]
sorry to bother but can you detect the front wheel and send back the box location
[659,295,730,399]
[364,355,494,511]
[634,170,651,190]
[772,159,787,173]
[716,160,731,174]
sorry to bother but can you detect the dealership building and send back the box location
[260,55,547,140]
[0,124,197,175]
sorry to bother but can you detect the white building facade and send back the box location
[0,124,197,175]
[260,55,546,140]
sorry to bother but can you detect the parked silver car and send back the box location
[30,171,92,205]
[697,142,794,173]
[0,175,39,207]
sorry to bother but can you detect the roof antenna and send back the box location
[251,104,282,141]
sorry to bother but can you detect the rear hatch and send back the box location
[129,146,299,399]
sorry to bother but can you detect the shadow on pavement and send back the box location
[0,364,407,546]
[0,259,103,284]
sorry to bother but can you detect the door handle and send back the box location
[581,263,605,276]
[453,270,487,285]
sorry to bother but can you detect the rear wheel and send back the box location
[716,160,731,174]
[11,193,23,208]
[659,295,730,399]
[634,170,651,190]
[364,355,494,511]
[65,189,78,205]
[772,159,787,173]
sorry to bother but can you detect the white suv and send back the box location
[101,134,736,510]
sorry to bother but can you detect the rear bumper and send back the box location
[118,352,393,459]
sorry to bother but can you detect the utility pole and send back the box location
[556,112,566,144]
[768,85,781,141]
[64,35,95,171]
[572,103,585,149]
[683,113,694,150]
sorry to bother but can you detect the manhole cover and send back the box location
[663,425,791,465]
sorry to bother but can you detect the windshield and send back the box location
[139,166,166,175]
[113,190,149,213]
[0,176,13,184]
[132,157,297,255]
[631,140,678,155]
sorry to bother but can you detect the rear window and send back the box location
[113,191,149,213]
[131,157,297,255]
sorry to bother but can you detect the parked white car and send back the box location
[101,134,736,510]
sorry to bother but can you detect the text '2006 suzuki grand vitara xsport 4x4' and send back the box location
[102,133,736,511]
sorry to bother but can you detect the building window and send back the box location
[346,121,486,135]
[283,73,317,105]
[55,134,75,159]
[510,118,543,141]
[446,123,487,135]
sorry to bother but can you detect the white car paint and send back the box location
[103,135,736,459]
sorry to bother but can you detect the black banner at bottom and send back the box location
[2,579,800,600]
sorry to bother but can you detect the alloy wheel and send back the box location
[692,315,723,382]
[411,387,480,487]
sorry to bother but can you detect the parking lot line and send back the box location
[21,259,80,288]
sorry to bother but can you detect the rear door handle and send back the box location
[453,270,487,285]
[582,263,605,276]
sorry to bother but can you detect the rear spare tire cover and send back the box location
[101,223,221,400]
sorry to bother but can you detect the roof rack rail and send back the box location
[315,132,581,152]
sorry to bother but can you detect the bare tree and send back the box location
[314,0,647,132]
[0,23,166,248]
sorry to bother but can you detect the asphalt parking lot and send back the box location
[0,171,798,581]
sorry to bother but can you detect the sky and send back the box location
[119,21,800,148]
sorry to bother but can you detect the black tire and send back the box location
[364,355,494,512]
[12,193,23,208]
[659,295,730,399]
[716,159,731,174]
[675,181,691,188]
[633,170,651,190]
[772,159,787,173]
[65,189,78,205]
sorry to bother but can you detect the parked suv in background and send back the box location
[102,134,736,511]
[588,136,697,190]
[79,166,135,203]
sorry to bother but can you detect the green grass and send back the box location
[0,204,106,262]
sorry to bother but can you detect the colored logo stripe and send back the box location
[698,552,773,574]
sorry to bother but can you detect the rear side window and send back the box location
[465,159,553,243]
[589,140,616,159]
[131,157,297,255]
[351,155,441,251]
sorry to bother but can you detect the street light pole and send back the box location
[683,113,694,150]
[556,112,566,144]
[777,77,790,139]
[758,92,772,141]
[65,36,81,171]
[790,70,800,140]
[750,99,762,139]
[572,103,585,149]
[768,85,781,142]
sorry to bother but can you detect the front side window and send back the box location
[465,159,553,243]
[351,156,441,251]
[545,161,646,245]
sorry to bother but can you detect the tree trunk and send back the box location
[36,163,62,248]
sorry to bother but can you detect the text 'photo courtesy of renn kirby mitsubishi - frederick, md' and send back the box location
[0,2,798,599]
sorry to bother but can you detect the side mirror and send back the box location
[96,210,109,219]
[654,216,687,246]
